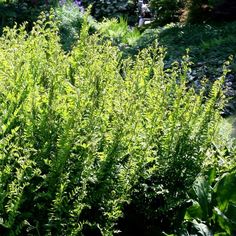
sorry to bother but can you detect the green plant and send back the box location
[0,11,227,235]
[150,0,185,25]
[81,0,137,22]
[98,17,128,43]
[173,166,236,235]
[55,2,97,50]
[98,17,140,46]
[184,0,226,23]
[0,0,52,31]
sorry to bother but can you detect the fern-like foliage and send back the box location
[0,10,227,235]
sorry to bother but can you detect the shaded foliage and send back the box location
[0,0,51,32]
[81,0,137,23]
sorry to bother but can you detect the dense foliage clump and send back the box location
[150,0,185,25]
[0,0,51,31]
[81,0,137,22]
[149,0,236,24]
[55,2,97,50]
[0,12,229,235]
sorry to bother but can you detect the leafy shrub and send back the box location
[165,122,236,235]
[184,0,225,23]
[0,0,51,31]
[97,17,140,46]
[81,0,137,23]
[56,2,140,51]
[149,0,230,24]
[0,11,226,235]
[56,2,97,50]
[149,0,185,25]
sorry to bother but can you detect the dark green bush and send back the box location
[81,0,137,22]
[184,0,225,23]
[0,0,52,31]
[149,0,229,24]
[0,12,227,235]
[149,0,184,25]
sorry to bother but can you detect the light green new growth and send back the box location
[0,11,226,235]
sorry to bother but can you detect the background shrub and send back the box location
[97,17,140,47]
[0,12,226,235]
[149,0,233,24]
[81,0,137,24]
[0,0,51,32]
[55,2,97,50]
[184,0,228,23]
[149,0,185,25]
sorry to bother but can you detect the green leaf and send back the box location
[206,168,216,185]
[215,171,236,211]
[185,200,203,220]
[213,207,231,234]
[192,176,212,220]
[191,220,213,236]
[225,202,236,225]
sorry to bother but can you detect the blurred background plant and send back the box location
[81,0,137,24]
[149,0,184,25]
[55,1,97,50]
[0,0,51,32]
[97,17,140,46]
